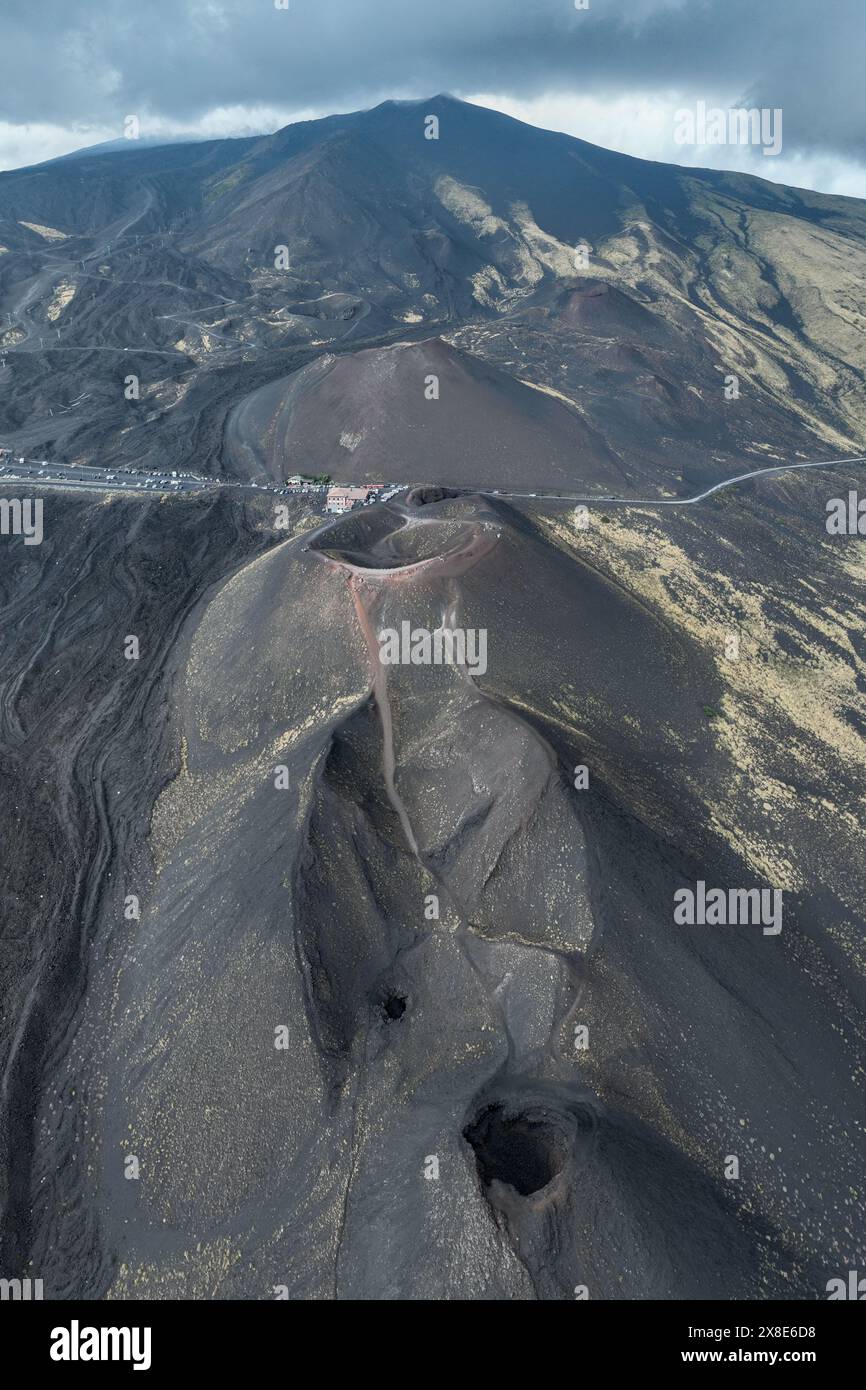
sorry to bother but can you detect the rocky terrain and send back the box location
[0,97,864,1300]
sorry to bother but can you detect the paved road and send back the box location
[500,453,866,507]
[0,453,297,498]
[1,449,864,506]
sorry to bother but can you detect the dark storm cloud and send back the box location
[0,0,861,158]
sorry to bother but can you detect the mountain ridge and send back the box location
[1,95,865,494]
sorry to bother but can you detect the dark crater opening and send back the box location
[464,1104,568,1197]
[406,484,463,507]
[310,506,472,570]
[380,992,407,1022]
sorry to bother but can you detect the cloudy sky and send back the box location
[1,0,863,196]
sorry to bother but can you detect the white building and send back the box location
[325,485,374,514]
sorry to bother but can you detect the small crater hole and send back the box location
[464,1104,567,1197]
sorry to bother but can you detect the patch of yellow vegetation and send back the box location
[435,175,506,238]
[151,687,366,868]
[541,503,866,899]
[749,212,866,374]
[437,177,572,311]
[107,1239,239,1299]
[586,191,866,453]
[18,220,67,240]
[518,378,584,411]
[509,201,576,278]
[46,281,75,320]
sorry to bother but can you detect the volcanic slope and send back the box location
[225,336,625,490]
[0,484,295,1294]
[2,96,866,488]
[17,484,858,1300]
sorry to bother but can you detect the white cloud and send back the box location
[0,122,115,171]
[467,91,866,199]
[0,105,325,173]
